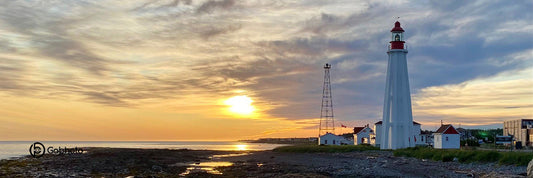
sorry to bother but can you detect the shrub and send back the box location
[393,148,532,166]
[456,151,476,163]
[442,154,455,162]
[474,151,500,162]
[461,139,480,147]
[499,152,533,166]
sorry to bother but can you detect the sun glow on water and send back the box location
[235,144,248,151]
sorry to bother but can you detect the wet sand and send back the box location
[0,147,527,177]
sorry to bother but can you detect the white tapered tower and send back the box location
[380,21,415,150]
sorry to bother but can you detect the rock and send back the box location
[527,159,533,177]
[152,165,163,172]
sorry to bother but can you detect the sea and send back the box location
[0,141,288,160]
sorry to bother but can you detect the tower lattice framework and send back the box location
[319,63,335,136]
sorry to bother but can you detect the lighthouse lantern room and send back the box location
[390,21,405,49]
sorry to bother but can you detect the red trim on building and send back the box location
[390,41,405,49]
[435,124,460,134]
[444,127,459,134]
[353,127,365,134]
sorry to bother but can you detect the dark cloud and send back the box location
[0,1,114,75]
[301,13,345,34]
[35,37,111,75]
[199,24,242,40]
[0,58,27,91]
[0,39,17,53]
[82,91,128,106]
[196,0,236,14]
[134,0,193,11]
[257,37,369,57]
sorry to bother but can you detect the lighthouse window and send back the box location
[392,32,403,41]
[446,137,449,141]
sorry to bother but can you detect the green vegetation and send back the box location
[273,144,379,153]
[460,139,480,147]
[469,128,502,143]
[393,147,533,166]
[479,143,510,150]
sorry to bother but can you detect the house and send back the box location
[319,133,352,145]
[373,121,424,147]
[420,130,434,147]
[339,133,355,145]
[353,125,373,145]
[433,124,460,149]
[456,128,471,141]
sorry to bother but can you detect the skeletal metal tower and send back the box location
[319,63,335,136]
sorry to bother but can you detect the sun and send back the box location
[224,95,255,115]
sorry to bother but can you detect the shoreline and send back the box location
[1,147,528,177]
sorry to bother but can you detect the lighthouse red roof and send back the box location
[390,21,404,32]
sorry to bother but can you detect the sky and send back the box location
[0,0,532,141]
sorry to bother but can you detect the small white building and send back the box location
[353,126,373,145]
[319,133,352,145]
[420,132,433,147]
[433,124,460,149]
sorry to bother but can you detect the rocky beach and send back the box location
[0,147,529,177]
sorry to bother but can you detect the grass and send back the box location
[393,147,533,166]
[273,144,379,153]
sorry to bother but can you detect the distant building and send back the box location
[353,125,373,145]
[495,135,512,145]
[319,133,353,145]
[433,124,460,149]
[339,133,355,145]
[503,119,533,146]
[420,130,434,146]
[456,128,473,140]
[374,121,423,147]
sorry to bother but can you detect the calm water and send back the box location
[0,141,287,160]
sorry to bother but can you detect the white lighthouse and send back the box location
[380,21,415,150]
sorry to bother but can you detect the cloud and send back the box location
[135,0,192,10]
[0,1,117,75]
[0,0,531,131]
[198,24,242,40]
[412,68,533,128]
[196,0,236,14]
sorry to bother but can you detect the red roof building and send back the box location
[433,124,460,149]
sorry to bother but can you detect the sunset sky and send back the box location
[0,0,532,141]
